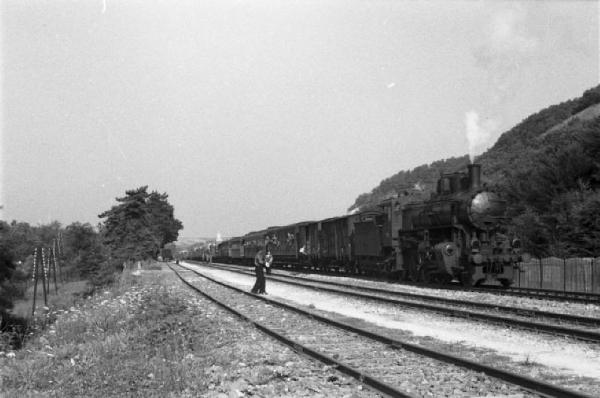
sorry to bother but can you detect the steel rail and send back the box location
[193,258,600,304]
[194,261,600,327]
[189,261,600,342]
[173,262,595,398]
[503,286,600,303]
[281,276,600,326]
[168,263,413,398]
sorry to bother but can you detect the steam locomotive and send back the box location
[204,164,524,287]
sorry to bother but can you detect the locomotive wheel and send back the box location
[460,272,473,287]
[419,267,432,284]
[408,264,420,282]
[400,269,410,281]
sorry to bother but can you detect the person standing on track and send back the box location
[251,247,266,294]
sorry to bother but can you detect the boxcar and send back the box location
[214,240,230,263]
[228,237,244,263]
[317,216,352,272]
[351,209,396,273]
[264,222,313,268]
[242,229,270,266]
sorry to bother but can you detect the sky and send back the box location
[1,0,599,239]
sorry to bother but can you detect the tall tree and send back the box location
[63,222,110,282]
[6,221,36,262]
[147,191,183,251]
[99,186,183,263]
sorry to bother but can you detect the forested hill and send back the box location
[349,85,600,257]
[476,85,599,188]
[348,155,471,212]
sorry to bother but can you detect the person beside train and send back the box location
[251,247,267,294]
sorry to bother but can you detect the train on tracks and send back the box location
[197,164,526,287]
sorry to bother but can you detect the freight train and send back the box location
[200,164,525,287]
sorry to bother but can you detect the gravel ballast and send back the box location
[1,268,384,398]
[177,267,537,397]
[184,262,600,396]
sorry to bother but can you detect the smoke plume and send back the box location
[465,111,498,163]
[465,5,537,161]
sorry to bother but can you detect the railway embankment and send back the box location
[0,265,379,397]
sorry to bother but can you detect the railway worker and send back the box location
[265,249,273,275]
[251,247,267,294]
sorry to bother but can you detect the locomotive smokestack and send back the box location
[468,163,481,190]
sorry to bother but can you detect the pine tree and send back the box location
[99,186,183,263]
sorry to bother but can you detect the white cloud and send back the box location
[473,4,540,102]
[475,5,539,68]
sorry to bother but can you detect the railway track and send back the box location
[497,286,600,304]
[170,262,595,398]
[189,261,600,343]
[208,259,600,304]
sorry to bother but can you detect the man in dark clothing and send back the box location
[251,248,266,294]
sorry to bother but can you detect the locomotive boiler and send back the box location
[398,164,523,286]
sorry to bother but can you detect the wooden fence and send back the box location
[515,257,600,293]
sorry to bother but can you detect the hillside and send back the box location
[176,237,210,247]
[171,237,213,257]
[349,85,600,256]
[348,155,470,212]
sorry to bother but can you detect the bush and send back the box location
[0,309,29,350]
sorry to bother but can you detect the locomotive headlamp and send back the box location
[444,244,455,256]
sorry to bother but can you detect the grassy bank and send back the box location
[0,266,378,397]
[1,277,92,352]
[10,280,92,320]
